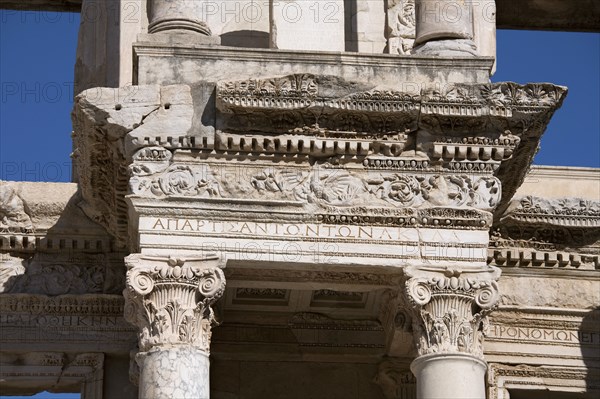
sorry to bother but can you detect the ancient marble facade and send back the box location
[1,1,599,399]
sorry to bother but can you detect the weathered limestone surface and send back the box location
[270,0,345,51]
[207,0,270,48]
[500,275,600,309]
[75,0,146,94]
[516,166,600,200]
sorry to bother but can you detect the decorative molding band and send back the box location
[0,233,112,254]
[129,159,502,215]
[225,267,403,287]
[487,363,599,399]
[502,196,600,228]
[124,255,226,353]
[488,248,599,270]
[217,76,567,137]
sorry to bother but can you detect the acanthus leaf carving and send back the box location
[404,266,501,359]
[129,159,502,215]
[124,255,225,353]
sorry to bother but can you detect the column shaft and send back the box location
[139,348,210,399]
[413,0,477,55]
[411,354,486,399]
[148,0,211,35]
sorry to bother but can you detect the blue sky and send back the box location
[0,11,599,184]
[0,393,79,399]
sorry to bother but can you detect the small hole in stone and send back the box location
[115,104,122,110]
[164,103,171,110]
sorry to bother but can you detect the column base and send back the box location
[412,39,478,57]
[411,353,487,399]
[138,347,210,399]
[149,19,212,36]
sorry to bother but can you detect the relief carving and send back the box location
[404,266,501,359]
[129,159,501,215]
[0,182,33,233]
[1,255,125,295]
[124,255,226,353]
[386,0,416,55]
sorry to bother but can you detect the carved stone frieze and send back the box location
[494,196,600,252]
[124,255,226,353]
[1,254,126,295]
[502,196,600,228]
[404,266,501,359]
[129,158,502,215]
[217,76,566,139]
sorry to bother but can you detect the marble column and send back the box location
[413,0,478,56]
[124,255,226,399]
[148,0,212,35]
[404,265,501,399]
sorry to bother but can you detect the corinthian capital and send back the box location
[124,255,225,352]
[404,266,500,359]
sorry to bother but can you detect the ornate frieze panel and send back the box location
[502,196,600,229]
[124,255,226,352]
[404,265,501,359]
[216,76,566,140]
[492,196,600,260]
[1,254,125,295]
[129,157,502,216]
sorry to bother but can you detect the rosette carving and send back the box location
[403,266,500,359]
[124,255,225,353]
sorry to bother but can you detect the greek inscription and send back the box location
[490,325,599,345]
[147,218,425,243]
